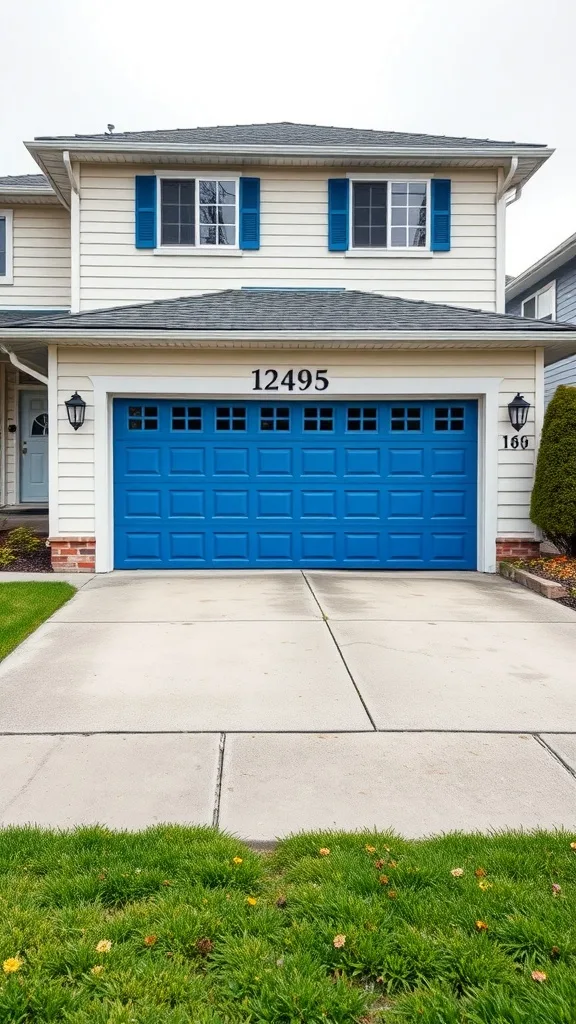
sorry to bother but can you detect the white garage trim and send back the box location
[89,374,501,574]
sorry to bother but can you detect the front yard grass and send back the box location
[0,582,75,660]
[0,827,574,1022]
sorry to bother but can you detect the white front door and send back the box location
[20,390,49,502]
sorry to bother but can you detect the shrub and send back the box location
[530,385,576,555]
[6,526,42,556]
[0,546,16,568]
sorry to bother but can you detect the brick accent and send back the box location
[496,537,541,561]
[49,537,95,572]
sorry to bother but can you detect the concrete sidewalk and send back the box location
[0,570,575,840]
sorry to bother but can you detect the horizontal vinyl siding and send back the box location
[0,206,70,308]
[545,355,576,403]
[55,346,535,540]
[79,166,497,311]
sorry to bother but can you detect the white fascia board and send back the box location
[2,328,576,345]
[506,233,576,300]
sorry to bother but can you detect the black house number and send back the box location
[502,434,529,449]
[252,368,329,392]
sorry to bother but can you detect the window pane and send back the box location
[199,180,217,203]
[180,223,194,245]
[161,223,179,245]
[162,182,179,203]
[408,205,426,225]
[522,297,537,318]
[161,179,195,246]
[391,182,408,196]
[409,226,426,247]
[354,207,370,227]
[218,181,236,203]
[391,227,407,247]
[218,205,235,224]
[408,182,427,196]
[200,225,217,245]
[354,183,371,205]
[200,205,217,224]
[391,207,406,225]
[371,226,386,247]
[537,286,554,319]
[353,225,370,247]
[218,225,235,245]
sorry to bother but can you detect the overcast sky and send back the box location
[2,0,575,276]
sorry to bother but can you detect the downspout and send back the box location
[0,346,48,386]
[63,151,81,312]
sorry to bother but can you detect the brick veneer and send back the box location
[496,537,541,560]
[49,537,95,572]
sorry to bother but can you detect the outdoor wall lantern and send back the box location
[65,392,87,430]
[507,392,531,432]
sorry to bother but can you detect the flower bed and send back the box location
[508,556,576,611]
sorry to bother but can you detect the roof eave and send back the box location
[1,327,575,343]
[506,233,576,300]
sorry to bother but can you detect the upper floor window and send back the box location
[521,282,555,322]
[0,210,13,283]
[160,178,237,247]
[351,180,428,250]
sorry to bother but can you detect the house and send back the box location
[506,232,576,402]
[1,121,576,574]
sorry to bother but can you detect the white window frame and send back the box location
[521,281,556,321]
[348,177,431,252]
[0,210,14,285]
[155,172,240,252]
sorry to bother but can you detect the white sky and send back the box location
[2,0,575,277]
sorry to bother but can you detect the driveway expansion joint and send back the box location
[534,734,576,783]
[212,733,226,827]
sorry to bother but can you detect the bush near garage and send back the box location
[530,385,576,556]
[0,527,51,572]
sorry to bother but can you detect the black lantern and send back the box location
[507,392,530,432]
[65,392,87,430]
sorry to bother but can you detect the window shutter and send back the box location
[328,179,349,251]
[135,175,157,249]
[239,177,260,250]
[431,179,451,252]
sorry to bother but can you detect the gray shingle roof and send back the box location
[34,122,543,150]
[8,289,575,334]
[0,309,68,326]
[0,174,50,189]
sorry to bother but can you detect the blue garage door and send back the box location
[113,399,477,569]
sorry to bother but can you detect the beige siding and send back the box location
[78,166,497,311]
[55,346,536,541]
[0,205,70,308]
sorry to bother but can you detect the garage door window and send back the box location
[391,406,421,431]
[435,406,464,431]
[347,407,377,431]
[304,407,334,431]
[128,405,158,430]
[216,406,246,431]
[260,407,290,431]
[172,406,202,431]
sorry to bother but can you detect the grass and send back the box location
[0,828,574,1022]
[0,582,75,660]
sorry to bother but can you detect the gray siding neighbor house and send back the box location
[506,233,576,403]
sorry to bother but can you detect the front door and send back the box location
[20,390,49,502]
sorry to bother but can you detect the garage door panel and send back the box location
[114,399,477,570]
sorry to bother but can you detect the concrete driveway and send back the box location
[1,570,575,840]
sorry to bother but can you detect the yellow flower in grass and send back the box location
[478,880,493,892]
[333,934,346,948]
[246,896,257,906]
[232,857,243,865]
[3,957,23,974]
[95,939,112,954]
[451,867,464,878]
[319,848,330,857]
[365,845,376,854]
[91,965,104,976]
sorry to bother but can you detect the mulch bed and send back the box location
[511,556,576,611]
[0,533,52,573]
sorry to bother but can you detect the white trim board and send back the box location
[87,374,501,575]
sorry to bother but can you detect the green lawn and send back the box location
[0,582,75,660]
[0,828,574,1022]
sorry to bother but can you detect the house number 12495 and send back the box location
[502,435,529,449]
[251,369,329,391]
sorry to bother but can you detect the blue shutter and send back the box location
[431,179,451,252]
[328,179,349,251]
[135,176,157,249]
[239,177,260,250]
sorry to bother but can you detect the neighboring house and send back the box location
[1,121,576,574]
[506,232,576,402]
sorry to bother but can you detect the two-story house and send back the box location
[1,122,576,574]
[506,232,576,402]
